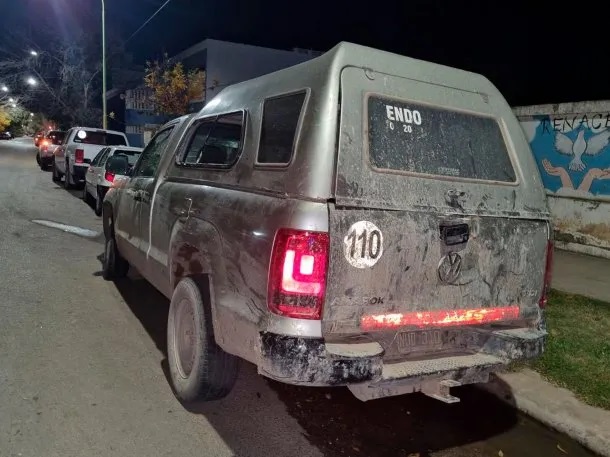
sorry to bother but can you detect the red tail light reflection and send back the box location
[361,306,521,330]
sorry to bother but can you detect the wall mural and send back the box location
[521,114,610,198]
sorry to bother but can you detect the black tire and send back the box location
[36,153,41,166]
[64,161,73,189]
[94,187,103,217]
[167,277,238,403]
[52,160,61,183]
[102,236,129,280]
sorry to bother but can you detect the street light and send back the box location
[30,50,38,57]
[30,113,34,117]
[8,97,14,103]
[26,77,37,86]
[11,104,16,108]
[1,86,8,92]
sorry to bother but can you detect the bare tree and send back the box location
[0,26,121,128]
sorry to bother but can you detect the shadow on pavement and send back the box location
[50,180,89,202]
[112,276,169,356]
[268,381,517,457]
[107,272,536,457]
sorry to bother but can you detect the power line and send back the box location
[124,0,174,44]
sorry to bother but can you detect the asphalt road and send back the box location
[0,138,595,457]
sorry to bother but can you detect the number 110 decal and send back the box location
[343,221,384,268]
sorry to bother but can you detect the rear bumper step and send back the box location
[258,327,545,399]
[380,352,503,382]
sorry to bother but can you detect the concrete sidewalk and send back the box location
[485,249,610,456]
[552,249,610,302]
[484,369,610,457]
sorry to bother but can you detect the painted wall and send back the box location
[516,102,610,255]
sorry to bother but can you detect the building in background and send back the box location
[173,39,321,112]
[516,101,610,258]
[123,87,168,147]
[107,39,321,147]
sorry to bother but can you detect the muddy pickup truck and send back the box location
[102,42,553,404]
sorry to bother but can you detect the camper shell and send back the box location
[104,42,552,403]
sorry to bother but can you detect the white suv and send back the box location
[52,127,129,189]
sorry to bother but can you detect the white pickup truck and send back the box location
[52,127,129,189]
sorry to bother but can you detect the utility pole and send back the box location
[102,0,107,129]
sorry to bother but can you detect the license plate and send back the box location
[396,329,480,354]
[397,330,443,352]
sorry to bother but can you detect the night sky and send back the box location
[2,0,609,106]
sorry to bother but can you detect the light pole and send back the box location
[102,0,107,129]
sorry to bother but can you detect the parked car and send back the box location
[102,42,553,405]
[36,130,65,170]
[34,131,45,147]
[0,131,12,140]
[83,146,143,216]
[52,127,129,189]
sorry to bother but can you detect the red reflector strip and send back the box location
[361,306,520,330]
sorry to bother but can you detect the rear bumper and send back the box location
[72,164,89,182]
[258,327,545,394]
[40,155,53,166]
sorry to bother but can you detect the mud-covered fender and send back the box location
[168,216,227,342]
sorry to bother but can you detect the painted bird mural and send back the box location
[554,129,610,171]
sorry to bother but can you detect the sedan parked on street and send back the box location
[83,146,142,216]
[0,131,12,140]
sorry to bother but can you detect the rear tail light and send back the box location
[75,148,84,164]
[268,229,329,320]
[104,171,115,183]
[539,240,554,308]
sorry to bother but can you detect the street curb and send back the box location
[482,369,610,456]
[556,241,610,260]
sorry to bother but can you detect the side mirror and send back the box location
[106,155,129,176]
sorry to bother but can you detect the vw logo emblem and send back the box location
[438,252,463,284]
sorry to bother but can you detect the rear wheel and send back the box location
[64,161,73,189]
[102,235,129,280]
[82,183,90,204]
[167,277,238,403]
[94,187,103,217]
[36,154,41,166]
[52,159,61,183]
